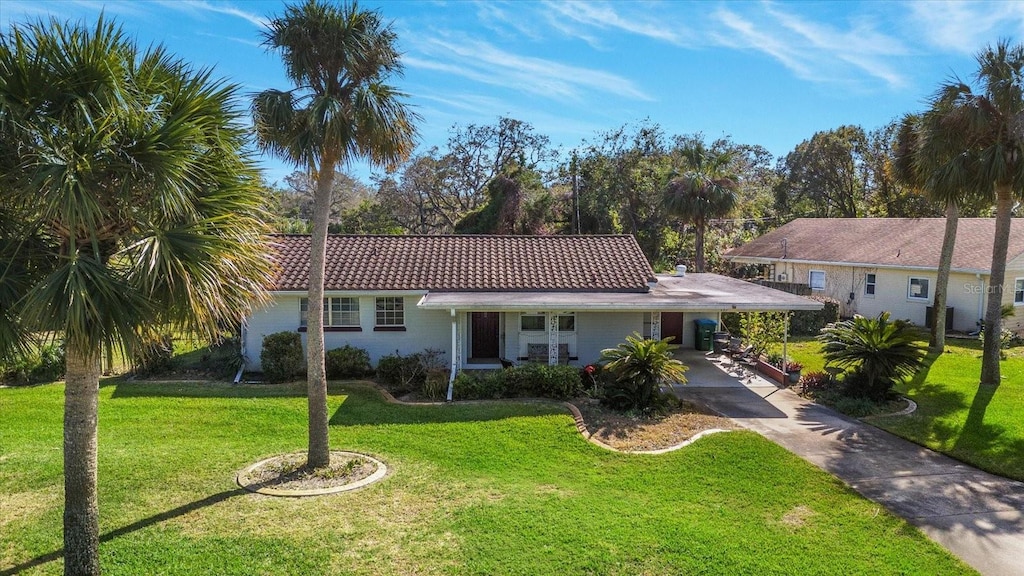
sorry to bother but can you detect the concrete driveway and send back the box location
[672,351,1024,576]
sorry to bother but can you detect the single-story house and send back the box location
[724,218,1024,335]
[242,234,823,382]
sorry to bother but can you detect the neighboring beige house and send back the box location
[724,218,1024,335]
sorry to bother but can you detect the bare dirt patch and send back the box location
[237,451,385,496]
[574,399,737,452]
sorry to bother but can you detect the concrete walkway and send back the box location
[673,352,1024,576]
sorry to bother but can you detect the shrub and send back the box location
[510,363,583,399]
[818,312,926,401]
[325,345,371,379]
[799,371,832,395]
[261,331,304,383]
[790,297,841,336]
[133,334,174,376]
[1,343,66,385]
[422,369,449,400]
[375,352,425,393]
[740,311,788,358]
[451,370,504,400]
[599,333,688,412]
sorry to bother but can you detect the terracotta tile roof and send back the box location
[725,218,1024,272]
[268,234,657,292]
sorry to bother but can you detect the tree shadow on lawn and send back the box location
[329,386,569,428]
[1,489,248,575]
[108,379,309,399]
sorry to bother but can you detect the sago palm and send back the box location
[600,333,688,411]
[253,0,418,468]
[664,139,738,272]
[1,18,272,576]
[818,312,926,400]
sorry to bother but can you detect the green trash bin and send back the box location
[694,319,717,352]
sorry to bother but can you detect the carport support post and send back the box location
[782,312,789,377]
[447,308,458,402]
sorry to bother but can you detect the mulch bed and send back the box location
[239,451,379,492]
[574,399,737,452]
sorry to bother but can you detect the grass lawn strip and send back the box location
[1,380,974,575]
[784,336,1024,482]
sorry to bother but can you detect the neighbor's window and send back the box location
[1015,278,1024,305]
[908,277,930,300]
[300,297,359,327]
[520,313,546,331]
[865,273,877,297]
[808,270,826,291]
[375,297,405,327]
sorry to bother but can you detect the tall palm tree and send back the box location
[0,18,272,576]
[663,139,738,272]
[894,110,973,352]
[252,0,417,468]
[932,41,1024,386]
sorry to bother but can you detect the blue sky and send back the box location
[3,1,1023,186]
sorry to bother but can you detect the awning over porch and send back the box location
[418,273,823,312]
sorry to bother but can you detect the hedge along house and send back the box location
[724,218,1024,335]
[242,234,822,396]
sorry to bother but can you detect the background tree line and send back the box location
[264,115,1000,271]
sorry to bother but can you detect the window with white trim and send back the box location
[519,313,576,332]
[808,270,826,291]
[865,273,876,297]
[375,297,405,327]
[1015,278,1024,305]
[300,297,359,327]
[520,314,545,331]
[908,277,930,300]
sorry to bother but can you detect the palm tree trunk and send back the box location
[694,219,706,273]
[980,185,1013,386]
[931,200,959,351]
[306,161,337,469]
[63,343,101,576]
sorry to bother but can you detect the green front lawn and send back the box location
[778,336,1024,482]
[2,380,971,575]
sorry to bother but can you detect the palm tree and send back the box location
[599,333,688,411]
[930,42,1024,386]
[894,110,974,352]
[818,313,927,400]
[252,0,417,468]
[0,18,272,576]
[663,139,738,272]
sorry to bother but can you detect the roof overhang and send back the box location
[417,273,823,312]
[726,255,992,276]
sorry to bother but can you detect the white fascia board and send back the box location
[270,290,429,297]
[726,256,990,276]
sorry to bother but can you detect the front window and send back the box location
[520,313,575,331]
[300,297,359,327]
[865,273,876,297]
[1015,278,1024,305]
[520,314,546,331]
[375,297,405,327]
[809,270,825,291]
[908,277,930,300]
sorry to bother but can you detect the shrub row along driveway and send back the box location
[676,372,1024,576]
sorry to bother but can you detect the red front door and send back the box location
[471,312,500,359]
[661,312,684,346]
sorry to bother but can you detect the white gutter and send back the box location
[726,256,992,276]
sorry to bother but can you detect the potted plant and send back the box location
[785,361,804,384]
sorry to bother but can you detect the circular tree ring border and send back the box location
[237,451,388,497]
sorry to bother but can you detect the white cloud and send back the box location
[907,1,1024,54]
[405,35,653,102]
[155,0,267,28]
[542,0,686,45]
[713,4,909,89]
